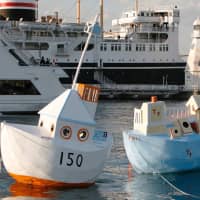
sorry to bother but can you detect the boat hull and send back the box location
[123,130,200,174]
[1,123,112,187]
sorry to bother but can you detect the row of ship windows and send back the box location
[100,44,168,52]
[25,31,87,38]
[0,80,40,95]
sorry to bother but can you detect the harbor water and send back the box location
[0,100,200,200]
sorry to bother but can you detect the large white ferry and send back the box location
[0,0,187,99]
[0,0,68,113]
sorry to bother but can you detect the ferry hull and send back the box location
[1,123,112,187]
[123,131,200,174]
[62,65,185,85]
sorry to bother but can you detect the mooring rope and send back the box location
[159,174,200,199]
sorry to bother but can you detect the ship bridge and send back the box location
[112,7,180,27]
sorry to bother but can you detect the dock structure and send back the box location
[66,83,189,100]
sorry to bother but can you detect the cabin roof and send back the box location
[38,89,95,126]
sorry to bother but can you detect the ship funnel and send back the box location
[0,0,36,21]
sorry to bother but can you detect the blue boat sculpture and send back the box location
[123,95,200,173]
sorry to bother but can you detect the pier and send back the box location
[66,84,189,100]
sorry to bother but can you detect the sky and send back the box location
[38,0,200,54]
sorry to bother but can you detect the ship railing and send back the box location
[2,29,23,41]
[166,107,191,121]
[29,36,67,42]
[99,84,184,91]
[134,27,169,33]
[1,30,67,42]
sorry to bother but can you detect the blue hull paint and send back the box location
[123,131,200,174]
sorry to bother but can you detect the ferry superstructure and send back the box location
[0,0,186,97]
[0,0,67,113]
[0,34,66,113]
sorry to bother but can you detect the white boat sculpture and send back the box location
[123,95,200,174]
[0,15,113,188]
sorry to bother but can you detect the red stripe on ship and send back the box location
[0,2,36,8]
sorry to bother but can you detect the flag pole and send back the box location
[72,14,99,90]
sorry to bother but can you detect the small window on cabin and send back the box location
[57,44,64,54]
[104,44,107,51]
[40,43,49,50]
[129,44,132,51]
[74,42,94,51]
[111,44,114,51]
[100,44,103,51]
[194,25,200,31]
[136,44,138,51]
[166,44,168,51]
[25,42,39,50]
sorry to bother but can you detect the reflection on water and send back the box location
[9,182,55,198]
[1,100,200,200]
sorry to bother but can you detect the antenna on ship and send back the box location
[77,0,80,23]
[72,14,99,89]
[35,0,39,21]
[135,0,139,14]
[100,0,103,32]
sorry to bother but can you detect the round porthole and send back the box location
[60,126,72,140]
[174,129,179,135]
[183,122,189,128]
[77,128,89,142]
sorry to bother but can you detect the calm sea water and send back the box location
[0,100,200,200]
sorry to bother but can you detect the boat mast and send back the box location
[72,15,99,89]
[100,0,103,31]
[135,0,139,14]
[77,0,80,23]
[35,0,38,21]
